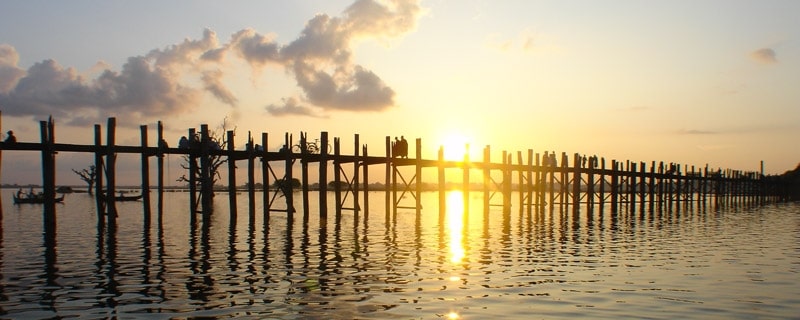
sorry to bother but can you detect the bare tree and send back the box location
[177,118,235,197]
[72,165,96,195]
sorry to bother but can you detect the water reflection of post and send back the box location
[229,210,239,274]
[100,209,120,309]
[155,209,166,302]
[41,206,59,312]
[141,203,154,300]
[463,144,470,215]
[186,209,213,301]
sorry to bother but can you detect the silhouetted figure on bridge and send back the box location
[399,136,408,158]
[178,136,189,149]
[4,130,16,143]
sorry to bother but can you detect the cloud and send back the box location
[0,44,26,94]
[679,129,717,135]
[266,96,326,118]
[0,0,422,124]
[750,48,777,64]
[201,70,238,107]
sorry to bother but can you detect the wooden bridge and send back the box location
[0,114,790,233]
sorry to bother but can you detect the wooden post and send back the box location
[319,132,329,218]
[599,158,606,210]
[47,117,55,204]
[362,144,369,216]
[572,153,581,209]
[391,138,397,217]
[188,128,197,213]
[106,118,117,217]
[438,146,445,220]
[548,154,555,212]
[199,124,211,215]
[648,161,656,210]
[94,124,104,214]
[354,134,361,216]
[587,155,595,211]
[284,133,294,214]
[630,162,637,212]
[261,133,269,218]
[503,151,511,211]
[334,137,342,220]
[526,150,533,212]
[415,138,422,211]
[517,151,524,212]
[535,153,542,209]
[157,121,164,219]
[610,160,618,213]
[639,162,646,209]
[385,136,391,219]
[40,120,56,225]
[559,153,567,207]
[300,132,310,219]
[140,125,151,222]
[247,132,255,221]
[483,146,490,214]
[227,130,237,219]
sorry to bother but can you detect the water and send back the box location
[1,190,798,319]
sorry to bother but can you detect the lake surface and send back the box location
[1,190,798,319]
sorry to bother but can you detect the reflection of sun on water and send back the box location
[447,191,465,265]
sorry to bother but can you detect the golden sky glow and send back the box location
[1,0,799,185]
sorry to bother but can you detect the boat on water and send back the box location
[12,192,65,204]
[98,192,144,202]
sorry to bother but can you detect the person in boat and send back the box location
[16,188,23,199]
[4,130,16,143]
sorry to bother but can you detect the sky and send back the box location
[1,0,799,186]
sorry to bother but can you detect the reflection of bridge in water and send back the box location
[0,114,790,232]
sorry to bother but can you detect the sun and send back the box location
[439,133,470,161]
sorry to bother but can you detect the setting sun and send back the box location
[439,133,471,161]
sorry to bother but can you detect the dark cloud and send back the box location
[750,48,777,64]
[266,97,326,117]
[0,0,422,124]
[0,56,201,124]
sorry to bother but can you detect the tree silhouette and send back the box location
[177,118,234,198]
[72,165,96,195]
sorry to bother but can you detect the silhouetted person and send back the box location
[550,152,557,167]
[393,137,400,158]
[543,151,549,166]
[4,130,16,143]
[178,136,189,149]
[400,136,408,158]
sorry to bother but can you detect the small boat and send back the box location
[12,192,65,204]
[99,192,144,202]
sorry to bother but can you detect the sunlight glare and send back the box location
[447,311,460,319]
[447,191,465,265]
[439,133,470,161]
